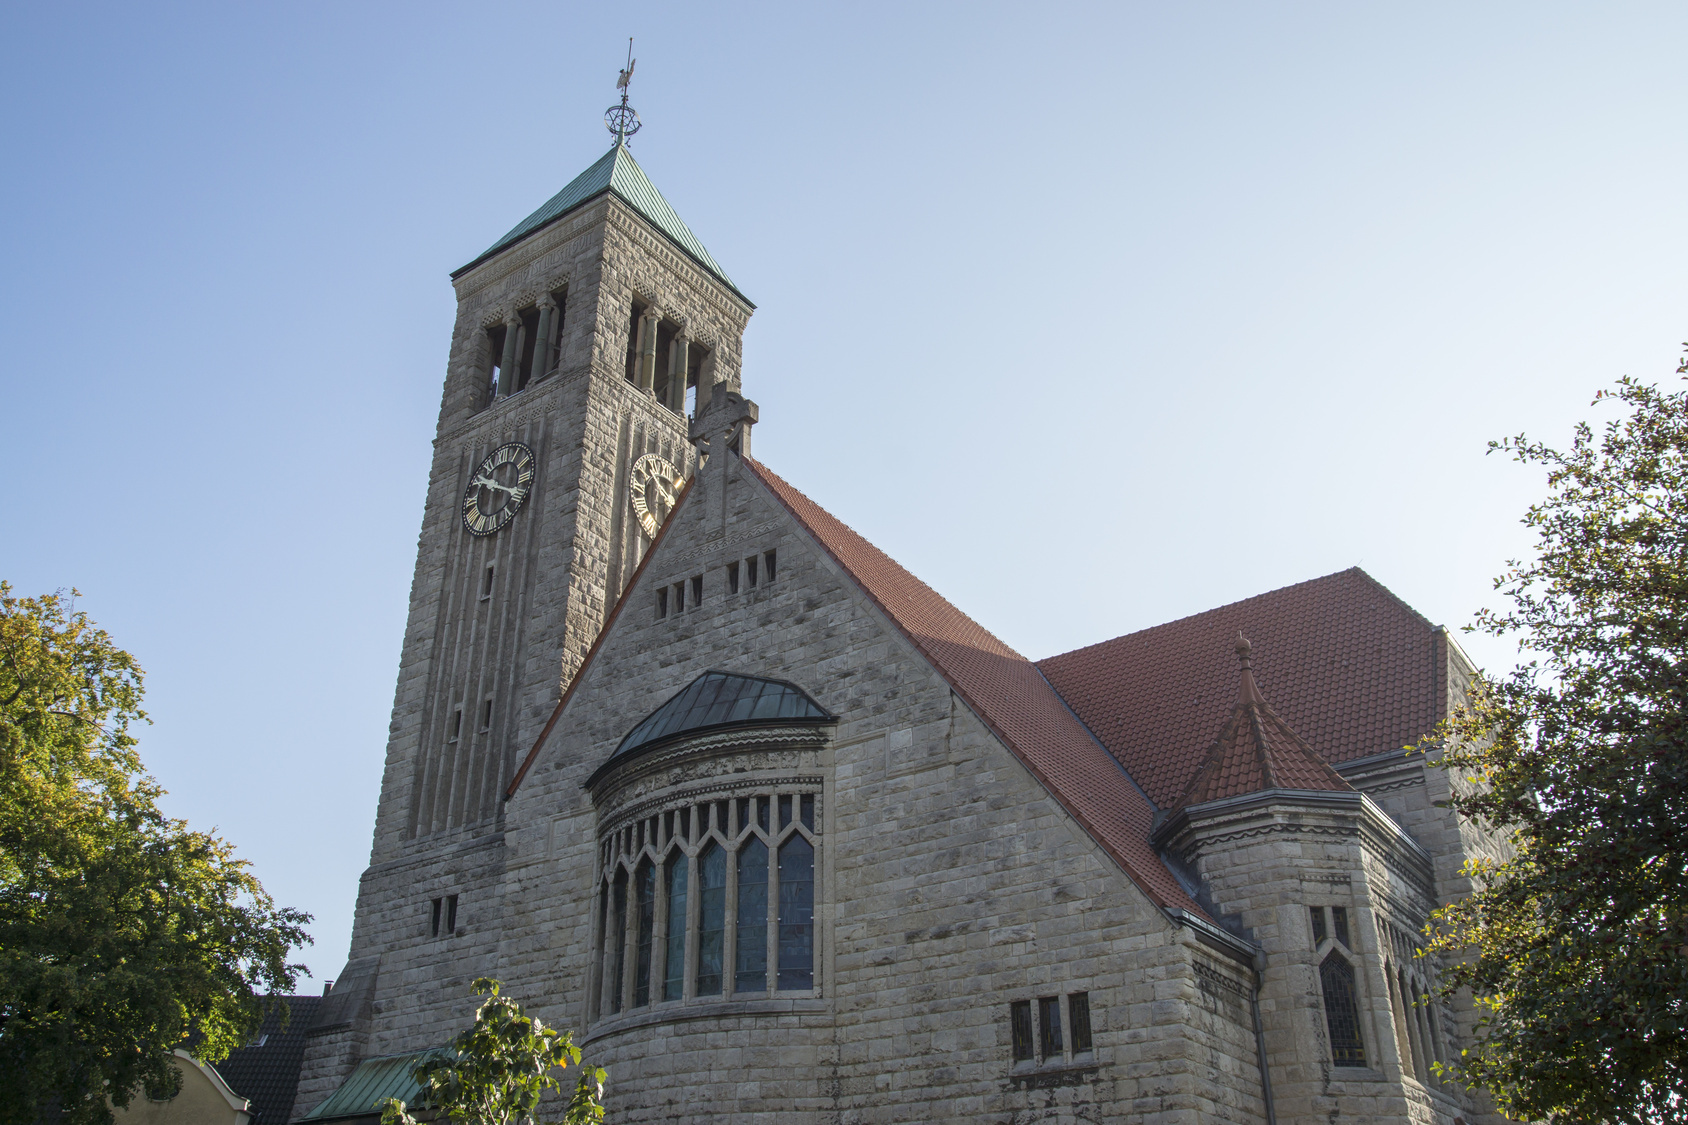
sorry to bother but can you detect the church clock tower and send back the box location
[294,98,753,1110]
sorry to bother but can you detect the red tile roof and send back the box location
[1038,568,1443,810]
[743,457,1203,916]
[1175,635,1353,808]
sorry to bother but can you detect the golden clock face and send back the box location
[629,453,683,537]
[462,442,536,537]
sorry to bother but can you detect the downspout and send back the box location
[1251,955,1277,1125]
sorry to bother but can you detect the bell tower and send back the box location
[293,91,755,1112]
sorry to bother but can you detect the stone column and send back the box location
[637,308,660,394]
[667,331,689,414]
[532,295,557,382]
[498,314,521,398]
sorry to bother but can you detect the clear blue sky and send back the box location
[3,3,1684,989]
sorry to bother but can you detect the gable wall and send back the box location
[495,456,1267,1123]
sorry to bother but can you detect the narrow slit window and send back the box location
[800,794,814,832]
[1039,996,1063,1060]
[727,561,739,594]
[1332,905,1351,949]
[746,555,758,588]
[656,587,668,618]
[1069,993,1092,1053]
[486,324,507,403]
[480,699,493,730]
[481,564,495,599]
[691,574,703,605]
[756,795,770,831]
[674,581,685,613]
[445,893,459,935]
[779,794,791,828]
[763,549,776,582]
[736,797,750,834]
[1311,905,1327,947]
[449,708,462,742]
[430,897,442,937]
[735,837,768,993]
[1010,1000,1034,1061]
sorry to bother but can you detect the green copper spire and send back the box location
[453,144,746,303]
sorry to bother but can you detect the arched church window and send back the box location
[735,837,769,992]
[1320,953,1367,1067]
[588,672,833,1025]
[633,860,656,1008]
[662,848,687,1002]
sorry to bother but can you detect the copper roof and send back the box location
[743,457,1202,915]
[1038,568,1444,809]
[1174,635,1354,809]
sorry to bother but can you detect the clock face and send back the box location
[629,453,683,537]
[462,443,536,537]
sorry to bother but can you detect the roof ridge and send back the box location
[1037,566,1421,667]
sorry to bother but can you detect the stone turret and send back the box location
[1154,637,1459,1124]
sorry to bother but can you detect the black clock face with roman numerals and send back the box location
[462,443,536,537]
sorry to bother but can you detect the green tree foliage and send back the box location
[0,585,311,1125]
[1423,358,1688,1122]
[380,979,605,1125]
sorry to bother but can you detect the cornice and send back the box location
[587,722,832,799]
[602,197,754,319]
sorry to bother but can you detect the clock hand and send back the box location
[473,474,515,496]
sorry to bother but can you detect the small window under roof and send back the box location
[615,671,831,759]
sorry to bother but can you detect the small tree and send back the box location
[0,585,311,1125]
[380,979,605,1125]
[1421,356,1688,1123]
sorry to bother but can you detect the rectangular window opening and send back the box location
[430,897,442,937]
[1010,1000,1034,1061]
[656,587,668,618]
[445,893,459,935]
[763,549,777,582]
[624,299,646,385]
[449,708,462,743]
[1332,905,1351,949]
[674,581,685,614]
[1069,992,1093,1053]
[514,307,540,394]
[480,698,493,731]
[779,794,791,829]
[800,794,814,832]
[726,561,739,594]
[486,324,507,404]
[1311,905,1327,947]
[746,555,758,588]
[1039,996,1063,1061]
[481,564,495,600]
[691,574,703,605]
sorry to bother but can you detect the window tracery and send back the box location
[594,784,822,1021]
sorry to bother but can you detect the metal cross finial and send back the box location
[605,38,641,145]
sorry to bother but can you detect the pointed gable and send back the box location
[1038,568,1445,809]
[740,457,1203,916]
[452,143,747,302]
[1175,635,1353,809]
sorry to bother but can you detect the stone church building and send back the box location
[292,124,1504,1124]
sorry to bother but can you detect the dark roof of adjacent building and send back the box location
[298,1048,452,1123]
[1038,567,1445,809]
[1174,635,1354,809]
[743,457,1204,917]
[452,143,748,304]
[213,996,321,1125]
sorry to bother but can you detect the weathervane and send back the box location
[605,38,641,144]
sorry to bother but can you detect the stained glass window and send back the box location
[1069,992,1092,1053]
[1331,906,1350,949]
[735,837,768,992]
[1321,952,1367,1067]
[777,835,814,990]
[696,843,725,996]
[663,850,687,1002]
[1039,996,1063,1060]
[633,860,655,1007]
[610,870,627,1014]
